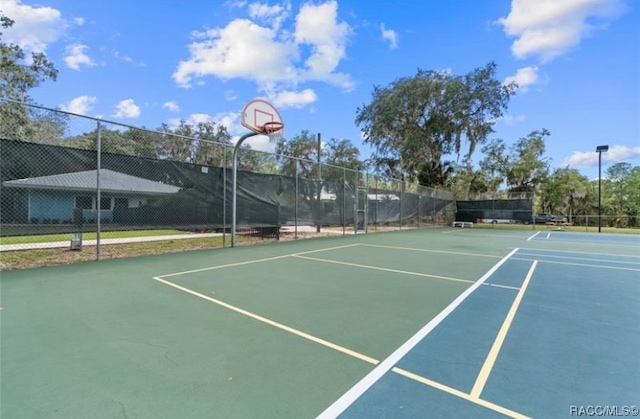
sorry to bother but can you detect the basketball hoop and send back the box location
[260,121,284,137]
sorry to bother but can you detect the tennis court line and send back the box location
[483,283,520,291]
[519,247,640,258]
[470,260,538,398]
[530,237,639,248]
[156,243,362,278]
[152,275,380,365]
[391,368,529,419]
[316,247,520,419]
[526,231,541,241]
[154,270,528,419]
[512,257,640,272]
[516,251,640,265]
[358,243,502,259]
[293,255,475,285]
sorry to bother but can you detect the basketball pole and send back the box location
[231,131,258,247]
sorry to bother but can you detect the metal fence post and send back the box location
[418,194,421,229]
[96,120,101,260]
[432,190,436,228]
[342,167,346,236]
[295,159,298,240]
[399,179,403,230]
[222,144,227,247]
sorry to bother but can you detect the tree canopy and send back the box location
[356,62,517,180]
[1,12,61,140]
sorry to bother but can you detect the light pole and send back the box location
[596,145,609,233]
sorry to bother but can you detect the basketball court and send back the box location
[2,228,638,418]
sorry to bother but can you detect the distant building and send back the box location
[2,169,181,224]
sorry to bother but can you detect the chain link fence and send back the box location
[0,101,455,268]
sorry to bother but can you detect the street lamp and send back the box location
[596,145,609,233]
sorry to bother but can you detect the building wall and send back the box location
[29,191,75,223]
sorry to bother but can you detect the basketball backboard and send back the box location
[241,99,284,136]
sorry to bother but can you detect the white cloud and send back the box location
[294,0,352,88]
[225,90,238,101]
[497,114,527,125]
[380,24,398,49]
[248,1,291,30]
[73,17,85,26]
[64,44,96,70]
[173,19,298,88]
[113,99,141,119]
[60,95,96,115]
[564,145,640,168]
[0,0,64,53]
[504,66,539,92]
[497,0,625,62]
[269,88,317,108]
[112,49,145,66]
[173,0,353,101]
[163,101,180,112]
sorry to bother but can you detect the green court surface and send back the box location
[1,229,638,418]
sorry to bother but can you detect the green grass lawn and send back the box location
[473,223,640,234]
[0,229,187,245]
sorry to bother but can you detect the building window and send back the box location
[75,196,93,210]
[100,197,112,210]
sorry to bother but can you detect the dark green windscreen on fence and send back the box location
[455,199,533,224]
[0,139,455,236]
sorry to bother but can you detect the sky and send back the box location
[2,0,639,179]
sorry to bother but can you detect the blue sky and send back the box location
[2,0,639,179]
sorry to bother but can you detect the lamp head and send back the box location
[596,145,609,152]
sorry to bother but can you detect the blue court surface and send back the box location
[319,235,640,418]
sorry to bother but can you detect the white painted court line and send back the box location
[470,261,537,398]
[293,255,474,285]
[316,247,520,419]
[527,238,639,249]
[519,247,640,258]
[482,283,520,291]
[156,243,362,278]
[358,243,502,259]
[546,232,551,239]
[516,252,640,265]
[526,231,541,241]
[511,257,640,272]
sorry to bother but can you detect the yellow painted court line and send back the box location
[293,255,475,284]
[359,243,502,259]
[470,260,538,399]
[512,257,640,272]
[153,275,380,365]
[154,276,528,418]
[156,243,362,278]
[392,368,530,419]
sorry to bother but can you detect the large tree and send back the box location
[0,12,60,140]
[605,163,640,227]
[539,167,590,221]
[480,129,551,193]
[355,62,517,180]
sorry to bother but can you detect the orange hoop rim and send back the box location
[260,121,284,136]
